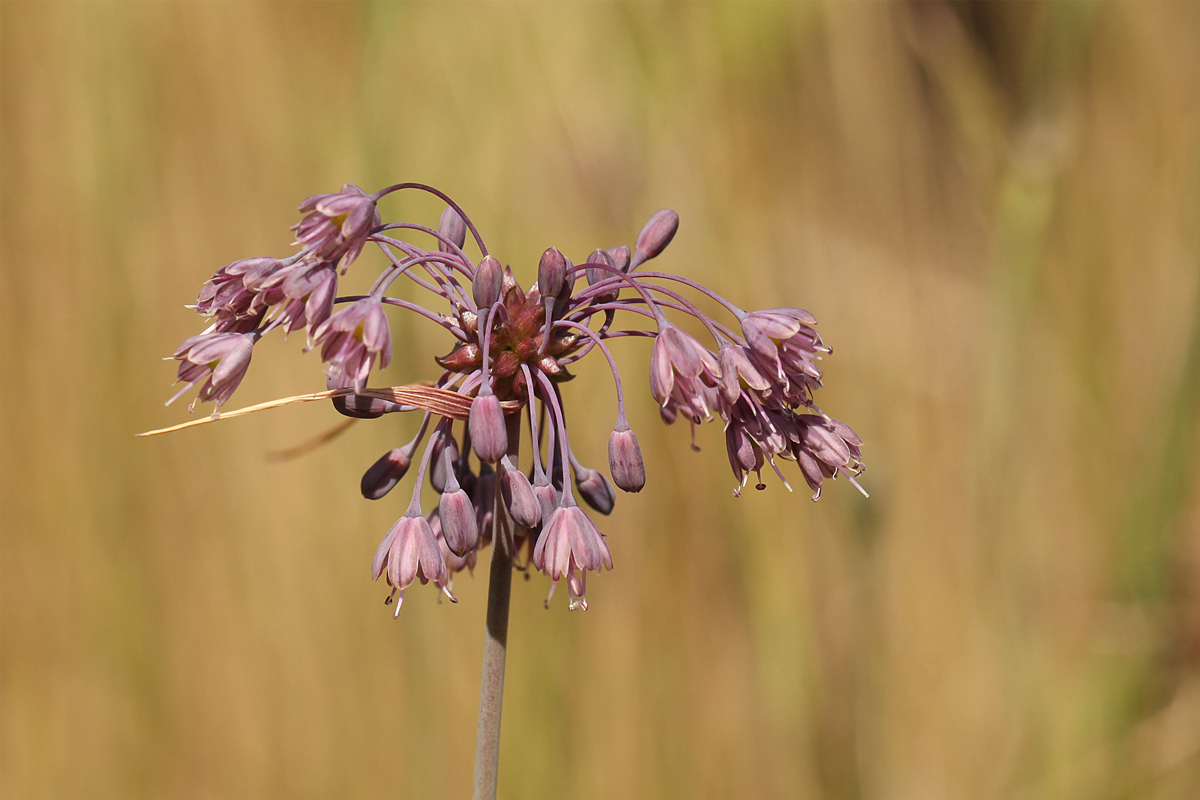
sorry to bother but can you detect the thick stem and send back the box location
[471,415,520,800]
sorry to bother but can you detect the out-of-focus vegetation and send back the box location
[2,2,1198,798]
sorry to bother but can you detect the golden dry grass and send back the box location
[2,2,1198,798]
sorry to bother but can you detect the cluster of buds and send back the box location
[166,183,865,614]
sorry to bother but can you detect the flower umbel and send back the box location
[161,181,866,614]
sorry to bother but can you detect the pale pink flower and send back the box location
[532,505,613,611]
[372,512,449,616]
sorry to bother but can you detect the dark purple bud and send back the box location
[332,394,407,419]
[631,209,679,268]
[437,206,467,251]
[606,245,631,272]
[608,427,645,493]
[500,457,541,528]
[469,390,508,463]
[538,247,567,299]
[473,255,503,309]
[361,447,413,500]
[438,452,479,556]
[429,433,460,494]
[574,465,616,515]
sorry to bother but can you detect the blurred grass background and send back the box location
[3,2,1199,798]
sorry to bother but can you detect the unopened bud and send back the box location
[438,452,479,556]
[473,255,503,309]
[585,249,619,304]
[631,209,679,269]
[608,427,645,493]
[574,465,616,515]
[332,394,406,419]
[583,248,619,304]
[538,247,567,298]
[361,447,412,500]
[429,434,460,494]
[469,389,508,463]
[606,245,631,272]
[499,458,541,528]
[438,206,467,251]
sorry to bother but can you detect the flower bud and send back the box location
[361,447,412,500]
[631,209,679,269]
[438,453,479,556]
[332,394,406,419]
[473,255,503,309]
[437,206,467,251]
[469,389,508,463]
[538,247,567,299]
[585,249,619,304]
[500,458,541,528]
[429,433,460,494]
[607,427,645,493]
[606,245,631,272]
[574,465,616,515]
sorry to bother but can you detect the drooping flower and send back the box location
[371,512,450,617]
[192,257,282,322]
[740,307,827,405]
[532,504,613,611]
[793,415,867,500]
[311,296,392,393]
[293,184,380,269]
[168,331,256,413]
[649,322,722,423]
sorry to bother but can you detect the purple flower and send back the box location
[192,257,282,322]
[260,260,338,337]
[649,322,722,423]
[740,307,827,404]
[168,331,255,413]
[292,184,380,269]
[793,415,867,500]
[311,296,392,393]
